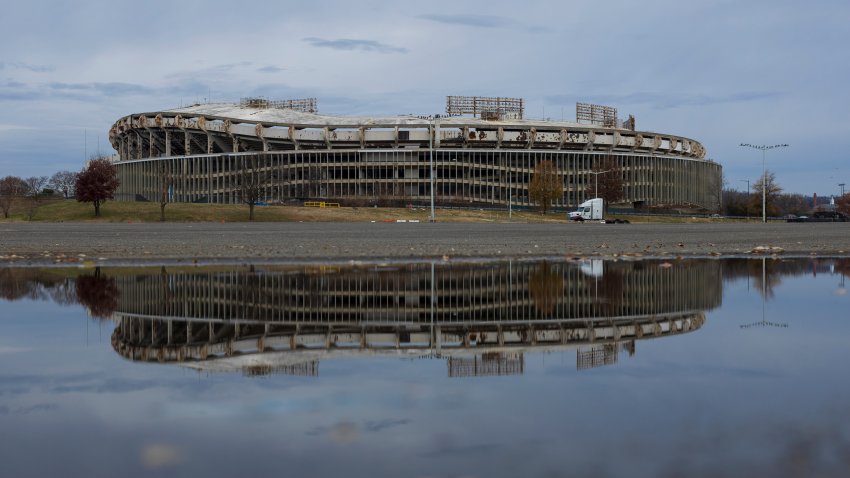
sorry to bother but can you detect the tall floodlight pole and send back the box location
[588,169,612,200]
[740,179,750,218]
[429,118,436,222]
[739,143,789,223]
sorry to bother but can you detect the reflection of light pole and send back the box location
[740,179,750,219]
[741,257,788,329]
[739,143,789,223]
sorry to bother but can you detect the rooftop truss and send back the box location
[576,102,618,127]
[240,97,318,113]
[446,95,524,119]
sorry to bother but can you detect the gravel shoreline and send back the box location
[2,222,849,266]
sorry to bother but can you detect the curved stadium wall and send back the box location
[109,103,721,210]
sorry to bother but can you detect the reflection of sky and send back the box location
[1,264,849,477]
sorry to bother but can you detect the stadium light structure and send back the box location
[739,143,789,223]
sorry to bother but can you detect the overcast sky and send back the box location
[1,0,848,195]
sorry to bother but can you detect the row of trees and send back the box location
[0,173,72,219]
[0,157,119,219]
[720,170,850,217]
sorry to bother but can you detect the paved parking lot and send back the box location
[1,222,849,265]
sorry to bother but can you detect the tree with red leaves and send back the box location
[75,157,120,217]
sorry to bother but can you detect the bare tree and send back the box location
[585,156,624,209]
[751,170,783,217]
[49,171,78,199]
[0,176,27,218]
[709,170,726,213]
[237,156,268,220]
[529,159,562,214]
[75,156,120,217]
[22,176,49,220]
[837,193,850,216]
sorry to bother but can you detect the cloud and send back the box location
[0,403,56,415]
[417,14,510,28]
[166,62,254,80]
[545,91,783,110]
[364,418,410,432]
[257,65,285,74]
[1,62,55,73]
[47,82,155,96]
[302,37,408,54]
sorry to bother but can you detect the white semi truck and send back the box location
[568,198,604,221]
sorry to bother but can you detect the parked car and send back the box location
[787,211,849,222]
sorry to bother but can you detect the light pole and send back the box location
[429,118,437,222]
[740,179,750,218]
[739,143,789,223]
[588,169,612,200]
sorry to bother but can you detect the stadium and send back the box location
[108,96,721,210]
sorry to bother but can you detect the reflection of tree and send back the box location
[75,267,119,319]
[0,268,75,302]
[835,259,850,279]
[529,262,563,317]
[598,266,626,316]
[722,258,827,299]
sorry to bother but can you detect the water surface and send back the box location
[1,258,848,477]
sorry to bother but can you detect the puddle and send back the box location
[1,258,849,477]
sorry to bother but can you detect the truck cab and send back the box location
[569,198,603,221]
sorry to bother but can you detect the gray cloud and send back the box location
[302,37,408,54]
[256,65,285,74]
[545,91,782,110]
[1,62,55,73]
[47,82,155,97]
[166,62,254,80]
[417,13,510,28]
[364,418,410,432]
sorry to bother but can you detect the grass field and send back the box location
[1,198,749,224]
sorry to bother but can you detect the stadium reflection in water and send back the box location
[106,259,722,376]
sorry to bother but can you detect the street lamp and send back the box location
[588,169,612,200]
[739,143,789,223]
[739,179,750,218]
[428,117,438,222]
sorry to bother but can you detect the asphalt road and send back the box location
[1,222,849,265]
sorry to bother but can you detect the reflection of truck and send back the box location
[569,198,603,221]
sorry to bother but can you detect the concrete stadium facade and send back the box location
[109,102,722,209]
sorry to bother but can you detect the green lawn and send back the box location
[1,198,749,224]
